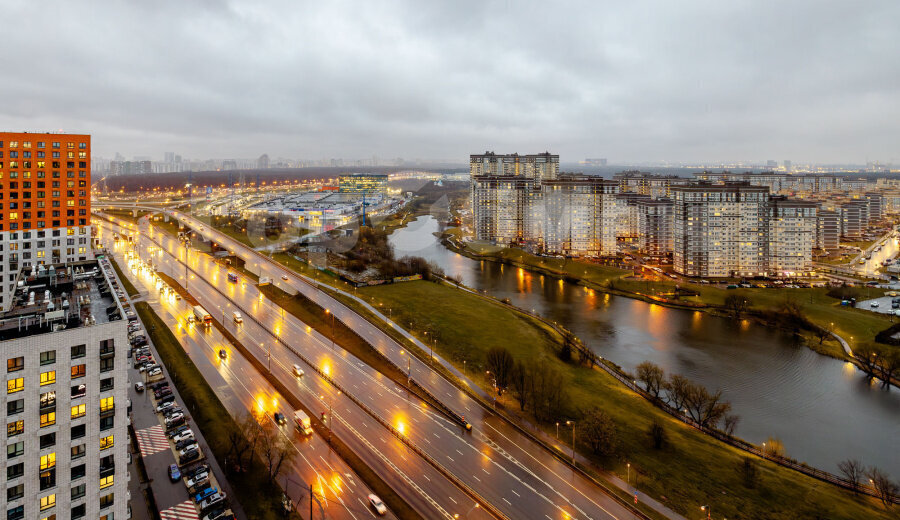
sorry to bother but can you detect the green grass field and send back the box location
[357,280,893,520]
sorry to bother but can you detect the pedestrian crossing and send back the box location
[159,500,199,520]
[135,424,170,457]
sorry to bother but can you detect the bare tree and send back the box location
[683,382,731,429]
[837,459,865,496]
[580,408,618,457]
[664,374,692,411]
[647,420,667,450]
[259,420,296,484]
[528,360,568,422]
[724,294,751,318]
[763,436,786,458]
[636,361,665,400]
[485,347,515,395]
[866,467,899,507]
[228,411,263,472]
[509,361,531,411]
[723,414,740,437]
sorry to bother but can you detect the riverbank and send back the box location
[441,231,896,363]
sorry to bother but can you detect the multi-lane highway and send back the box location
[98,206,656,520]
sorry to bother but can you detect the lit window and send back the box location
[39,453,55,470]
[7,378,23,394]
[39,493,56,511]
[39,371,55,386]
[7,420,24,437]
[70,404,85,419]
[100,435,113,451]
[39,412,55,428]
[100,397,114,412]
[99,474,114,489]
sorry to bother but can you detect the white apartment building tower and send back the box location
[768,197,818,276]
[1,260,129,520]
[537,175,619,256]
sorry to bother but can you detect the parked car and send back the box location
[168,464,181,482]
[166,413,185,428]
[157,400,177,413]
[134,382,145,392]
[183,463,210,478]
[186,470,210,489]
[176,438,198,451]
[180,447,200,465]
[168,425,191,439]
[150,381,169,391]
[163,407,184,419]
[368,494,387,516]
[871,302,880,308]
[201,507,232,520]
[198,492,226,512]
[172,429,194,443]
[148,367,163,377]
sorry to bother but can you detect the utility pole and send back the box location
[310,483,314,520]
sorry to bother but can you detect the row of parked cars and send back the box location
[144,365,234,520]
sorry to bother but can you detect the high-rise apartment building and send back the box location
[0,133,92,311]
[816,209,840,251]
[537,175,619,256]
[637,198,674,258]
[672,182,770,278]
[471,175,531,243]
[768,197,818,276]
[469,152,559,185]
[0,260,129,520]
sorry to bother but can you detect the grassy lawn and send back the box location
[842,240,875,251]
[107,256,141,297]
[135,302,297,520]
[357,280,893,520]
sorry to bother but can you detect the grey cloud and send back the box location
[0,0,897,164]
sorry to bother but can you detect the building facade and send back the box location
[0,261,129,520]
[816,209,840,251]
[337,173,388,195]
[768,197,818,275]
[637,198,674,258]
[0,133,92,311]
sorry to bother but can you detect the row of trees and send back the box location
[226,411,296,483]
[855,344,899,386]
[635,361,738,431]
[838,459,899,506]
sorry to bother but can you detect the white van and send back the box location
[232,311,243,324]
[293,364,304,378]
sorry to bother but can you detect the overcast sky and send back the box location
[1,0,897,164]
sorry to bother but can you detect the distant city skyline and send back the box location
[2,1,898,164]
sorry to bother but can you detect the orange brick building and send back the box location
[0,132,92,309]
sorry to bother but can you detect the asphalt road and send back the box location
[98,218,468,520]
[100,209,645,520]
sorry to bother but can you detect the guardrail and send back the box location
[133,227,510,520]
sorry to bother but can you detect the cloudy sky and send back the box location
[1,1,897,164]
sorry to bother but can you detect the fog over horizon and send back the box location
[0,0,897,164]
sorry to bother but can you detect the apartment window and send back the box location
[39,468,55,490]
[70,384,85,399]
[99,416,114,431]
[40,391,56,411]
[70,424,85,440]
[70,464,85,480]
[99,493,114,509]
[7,462,23,480]
[7,506,23,520]
[71,483,85,500]
[40,431,56,449]
[6,420,23,437]
[6,357,23,372]
[41,516,55,520]
[39,411,55,428]
[6,378,23,394]
[99,474,114,489]
[7,441,23,458]
[100,396,114,413]
[70,504,85,519]
[39,371,55,386]
[39,351,55,365]
[70,344,85,359]
[70,444,85,460]
[39,493,55,511]
[100,378,113,392]
[7,399,23,416]
[70,364,85,379]
[6,483,23,501]
[70,404,85,419]
[99,339,114,356]
[100,435,113,451]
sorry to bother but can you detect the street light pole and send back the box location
[566,420,576,464]
[701,505,711,520]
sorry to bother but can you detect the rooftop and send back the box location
[0,260,122,342]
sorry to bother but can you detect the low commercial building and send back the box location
[0,260,129,520]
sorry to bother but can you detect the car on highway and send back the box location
[368,494,387,516]
[293,364,304,378]
[186,470,210,489]
[134,382,145,392]
[273,412,286,425]
[281,274,289,281]
[232,311,242,324]
[168,464,181,482]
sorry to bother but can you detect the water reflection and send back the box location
[391,216,900,475]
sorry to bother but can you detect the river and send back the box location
[389,215,900,476]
